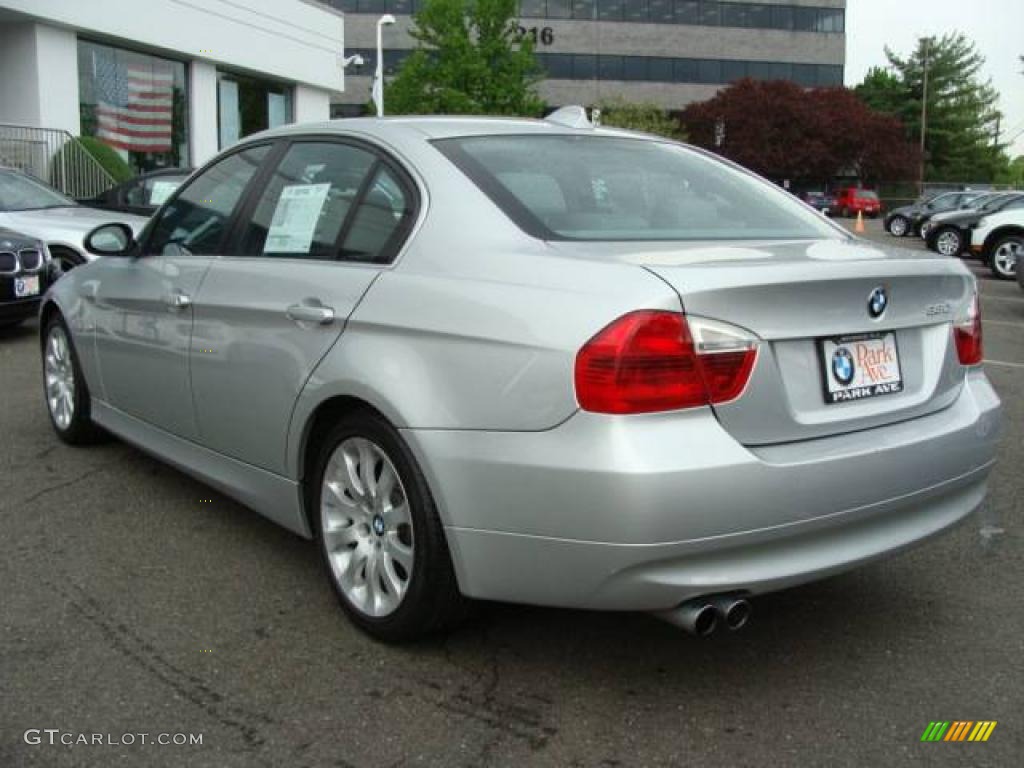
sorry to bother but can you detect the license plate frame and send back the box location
[818,331,904,405]
[14,275,40,298]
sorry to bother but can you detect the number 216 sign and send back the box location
[517,26,554,46]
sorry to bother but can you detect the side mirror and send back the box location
[84,223,136,257]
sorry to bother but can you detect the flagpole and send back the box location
[374,14,396,118]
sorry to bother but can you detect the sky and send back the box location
[844,0,1024,157]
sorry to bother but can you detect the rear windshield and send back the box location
[855,190,879,200]
[435,135,837,242]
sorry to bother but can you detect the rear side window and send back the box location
[239,141,414,263]
[147,146,269,256]
[435,135,837,242]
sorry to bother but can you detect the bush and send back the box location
[75,136,134,183]
[595,99,687,142]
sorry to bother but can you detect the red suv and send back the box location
[833,188,882,218]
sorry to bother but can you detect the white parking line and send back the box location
[985,359,1024,369]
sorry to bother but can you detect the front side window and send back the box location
[77,40,188,175]
[239,142,413,263]
[147,145,270,256]
[436,135,838,242]
[0,171,75,212]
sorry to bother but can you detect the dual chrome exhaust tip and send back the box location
[657,595,751,636]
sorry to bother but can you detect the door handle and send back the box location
[166,291,191,309]
[286,303,336,326]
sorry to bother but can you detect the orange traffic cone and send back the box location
[855,210,865,233]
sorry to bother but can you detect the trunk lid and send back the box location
[550,238,975,445]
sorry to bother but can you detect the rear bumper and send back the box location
[403,372,1001,611]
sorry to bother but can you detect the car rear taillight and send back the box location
[574,311,758,414]
[954,292,983,366]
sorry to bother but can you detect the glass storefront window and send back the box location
[77,40,188,174]
[217,72,293,150]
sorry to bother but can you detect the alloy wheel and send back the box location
[320,437,414,618]
[935,230,962,257]
[992,240,1021,279]
[889,217,908,237]
[44,325,75,430]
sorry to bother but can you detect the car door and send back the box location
[189,137,418,475]
[92,144,273,440]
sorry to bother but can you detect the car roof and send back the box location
[247,114,656,144]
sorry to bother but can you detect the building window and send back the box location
[322,0,844,33]
[539,52,842,86]
[769,5,794,30]
[520,0,546,17]
[547,0,573,18]
[572,0,596,19]
[217,71,293,150]
[699,1,721,26]
[649,0,673,22]
[573,54,598,79]
[597,0,624,20]
[722,60,748,83]
[598,55,624,80]
[77,40,188,174]
[623,0,648,22]
[673,0,700,23]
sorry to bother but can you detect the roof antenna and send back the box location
[545,106,594,130]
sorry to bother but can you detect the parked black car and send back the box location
[79,167,191,216]
[925,193,1024,258]
[0,228,57,329]
[799,190,835,215]
[884,191,985,237]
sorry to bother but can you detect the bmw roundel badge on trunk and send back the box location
[868,286,888,319]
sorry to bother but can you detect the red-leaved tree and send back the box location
[681,79,918,185]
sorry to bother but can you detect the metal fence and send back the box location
[0,123,117,198]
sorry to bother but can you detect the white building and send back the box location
[0,0,346,180]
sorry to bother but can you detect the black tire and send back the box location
[989,235,1022,281]
[841,207,850,218]
[312,409,467,642]
[932,226,964,258]
[41,314,105,444]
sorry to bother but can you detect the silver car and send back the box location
[39,112,1002,640]
[0,167,148,272]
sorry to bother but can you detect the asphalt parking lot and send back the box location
[2,220,1021,767]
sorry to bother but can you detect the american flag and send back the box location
[94,52,174,153]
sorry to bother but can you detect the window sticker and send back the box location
[149,180,181,206]
[265,183,331,253]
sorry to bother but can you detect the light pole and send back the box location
[918,38,930,196]
[373,14,396,117]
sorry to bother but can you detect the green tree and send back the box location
[595,99,686,141]
[386,0,544,117]
[995,155,1024,186]
[857,34,1006,182]
[853,67,905,117]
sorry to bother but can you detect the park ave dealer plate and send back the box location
[820,332,903,404]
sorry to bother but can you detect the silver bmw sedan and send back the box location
[39,111,1002,641]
